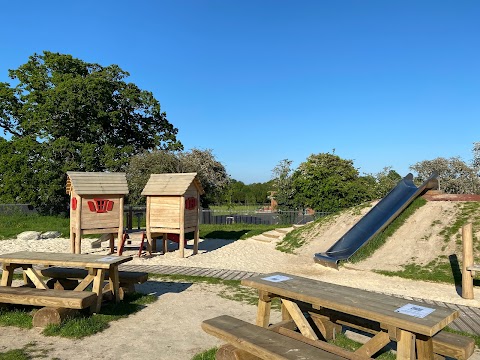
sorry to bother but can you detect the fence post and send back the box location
[127,205,133,231]
[462,222,474,299]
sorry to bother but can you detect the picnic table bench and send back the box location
[0,286,96,309]
[40,267,148,294]
[202,315,351,360]
[221,273,467,360]
[0,251,132,314]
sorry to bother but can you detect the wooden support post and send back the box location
[179,196,185,258]
[416,334,434,360]
[396,329,416,360]
[109,233,114,254]
[462,223,474,299]
[74,197,82,254]
[256,291,272,327]
[145,196,152,253]
[1,264,15,286]
[193,225,199,255]
[163,233,168,254]
[117,197,124,255]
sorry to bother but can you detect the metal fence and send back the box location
[199,210,322,225]
[0,204,37,215]
[0,204,327,229]
[122,206,329,229]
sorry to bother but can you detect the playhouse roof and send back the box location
[141,173,204,196]
[66,172,129,195]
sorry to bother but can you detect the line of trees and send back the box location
[1,52,478,215]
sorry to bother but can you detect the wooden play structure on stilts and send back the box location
[66,172,129,254]
[141,173,204,258]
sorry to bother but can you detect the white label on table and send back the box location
[97,256,117,262]
[395,304,435,318]
[262,275,292,283]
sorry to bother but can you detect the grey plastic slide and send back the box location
[314,172,438,269]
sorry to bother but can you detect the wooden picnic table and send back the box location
[241,272,459,360]
[0,251,132,313]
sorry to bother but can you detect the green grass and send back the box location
[373,201,480,284]
[346,197,427,264]
[0,349,31,360]
[276,212,339,253]
[0,214,70,240]
[0,341,58,360]
[0,292,156,339]
[0,212,286,242]
[191,347,217,360]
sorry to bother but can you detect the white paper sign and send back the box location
[262,275,292,283]
[395,304,435,318]
[97,256,117,262]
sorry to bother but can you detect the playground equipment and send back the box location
[314,172,438,268]
[141,173,204,258]
[66,172,128,254]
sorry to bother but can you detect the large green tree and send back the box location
[0,51,181,213]
[126,148,229,207]
[292,152,374,212]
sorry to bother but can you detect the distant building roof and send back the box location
[142,173,204,196]
[66,172,129,195]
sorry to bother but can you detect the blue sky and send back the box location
[1,1,479,184]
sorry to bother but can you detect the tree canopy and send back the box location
[0,51,181,213]
[292,153,374,212]
[410,156,480,194]
[126,148,229,207]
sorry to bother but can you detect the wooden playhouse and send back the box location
[66,172,129,254]
[141,173,204,258]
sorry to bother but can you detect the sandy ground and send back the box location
[0,200,480,359]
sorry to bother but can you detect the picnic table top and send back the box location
[241,272,459,337]
[0,251,132,269]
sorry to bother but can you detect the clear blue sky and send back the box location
[1,1,479,184]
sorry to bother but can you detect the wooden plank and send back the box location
[310,306,474,360]
[0,287,97,309]
[277,327,372,360]
[281,299,318,341]
[41,267,148,284]
[0,251,132,269]
[24,268,48,289]
[432,331,475,360]
[202,315,347,360]
[354,331,390,357]
[242,273,458,336]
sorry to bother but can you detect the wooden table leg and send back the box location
[92,268,106,313]
[256,290,272,327]
[109,265,121,303]
[1,263,15,286]
[416,334,434,360]
[397,329,416,360]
